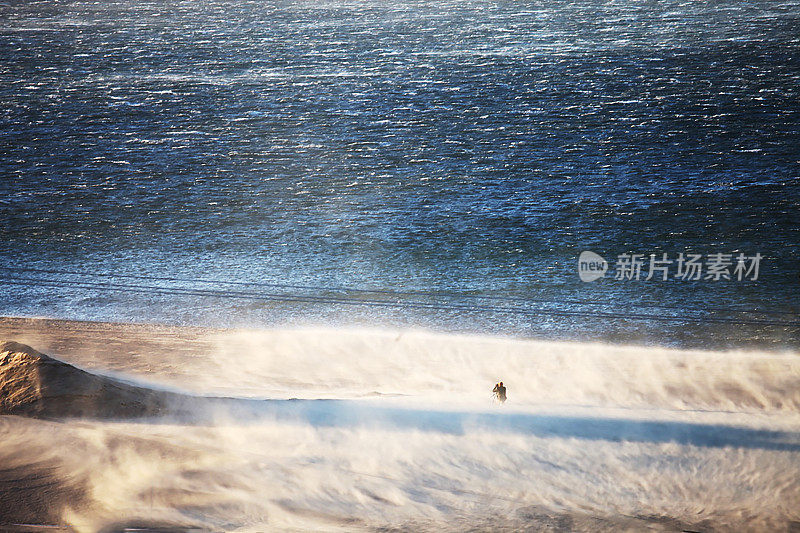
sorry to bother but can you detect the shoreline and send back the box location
[3,314,799,357]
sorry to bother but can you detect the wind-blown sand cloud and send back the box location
[1,319,799,531]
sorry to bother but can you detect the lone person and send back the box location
[493,381,507,404]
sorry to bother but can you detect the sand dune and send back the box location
[0,341,180,419]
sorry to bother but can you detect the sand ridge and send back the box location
[0,340,176,419]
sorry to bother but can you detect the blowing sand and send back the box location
[1,316,799,532]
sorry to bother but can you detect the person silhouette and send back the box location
[493,381,507,403]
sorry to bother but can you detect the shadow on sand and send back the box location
[188,396,800,452]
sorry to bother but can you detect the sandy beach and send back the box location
[1,316,799,532]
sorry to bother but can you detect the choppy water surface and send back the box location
[1,0,799,347]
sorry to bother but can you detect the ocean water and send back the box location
[1,0,799,348]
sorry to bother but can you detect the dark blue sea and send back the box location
[1,0,798,348]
